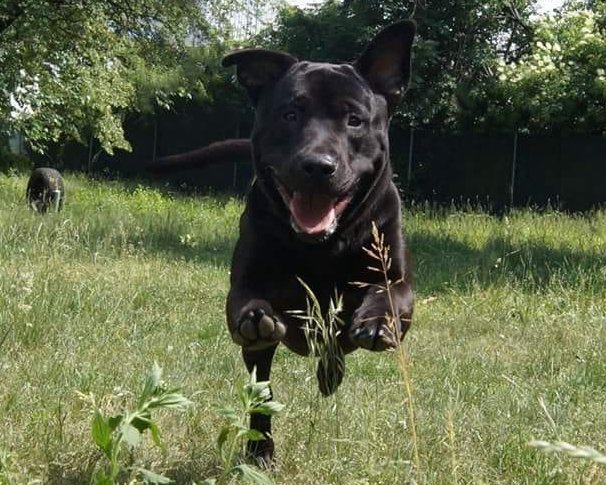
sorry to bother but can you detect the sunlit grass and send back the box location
[1,172,605,484]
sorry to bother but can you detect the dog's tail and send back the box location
[146,138,251,173]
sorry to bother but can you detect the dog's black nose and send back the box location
[300,154,337,178]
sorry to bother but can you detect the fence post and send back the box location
[232,120,241,191]
[87,131,93,173]
[407,126,415,188]
[152,117,158,162]
[509,129,518,207]
[232,160,238,190]
[17,132,25,155]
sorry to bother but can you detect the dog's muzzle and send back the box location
[272,175,352,242]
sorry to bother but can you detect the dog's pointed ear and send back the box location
[354,20,416,113]
[222,49,298,105]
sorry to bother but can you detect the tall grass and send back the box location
[351,222,421,480]
[1,172,605,483]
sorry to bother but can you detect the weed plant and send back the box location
[83,362,191,484]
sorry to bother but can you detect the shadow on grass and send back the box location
[46,460,97,485]
[141,223,603,291]
[409,230,605,295]
[142,226,235,267]
[141,224,604,296]
[46,455,224,485]
[91,171,243,202]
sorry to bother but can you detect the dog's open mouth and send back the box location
[275,181,351,238]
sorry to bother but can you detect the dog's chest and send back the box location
[265,247,366,318]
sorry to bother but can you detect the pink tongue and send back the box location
[290,192,336,234]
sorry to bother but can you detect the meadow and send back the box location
[0,172,605,484]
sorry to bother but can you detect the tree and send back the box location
[258,0,536,129]
[0,0,235,155]
[463,1,606,133]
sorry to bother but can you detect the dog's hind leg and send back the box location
[242,345,278,466]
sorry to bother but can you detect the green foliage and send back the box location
[258,1,371,62]
[86,362,192,484]
[261,0,536,129]
[0,447,17,485]
[411,0,536,128]
[467,2,606,133]
[0,151,31,175]
[0,0,243,155]
[0,132,31,174]
[261,0,605,133]
[207,368,284,485]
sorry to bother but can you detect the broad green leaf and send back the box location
[217,427,231,452]
[238,385,250,407]
[91,411,112,456]
[149,393,192,410]
[241,429,265,442]
[137,467,173,484]
[249,367,258,385]
[150,362,163,388]
[149,421,164,451]
[217,406,240,424]
[251,401,285,416]
[140,362,163,405]
[233,463,273,484]
[245,383,271,402]
[92,470,114,485]
[122,423,142,449]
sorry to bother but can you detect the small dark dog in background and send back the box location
[26,167,65,213]
[223,19,416,464]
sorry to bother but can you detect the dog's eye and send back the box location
[347,114,363,127]
[283,111,297,122]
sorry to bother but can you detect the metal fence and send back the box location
[391,128,606,211]
[52,103,606,212]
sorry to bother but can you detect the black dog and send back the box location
[224,20,415,464]
[26,167,65,213]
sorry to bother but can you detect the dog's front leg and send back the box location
[226,227,288,350]
[226,249,287,464]
[242,345,278,466]
[349,279,413,351]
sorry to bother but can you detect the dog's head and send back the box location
[223,20,415,242]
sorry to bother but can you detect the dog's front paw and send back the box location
[232,302,286,349]
[349,316,398,351]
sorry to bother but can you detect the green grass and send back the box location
[1,172,605,484]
